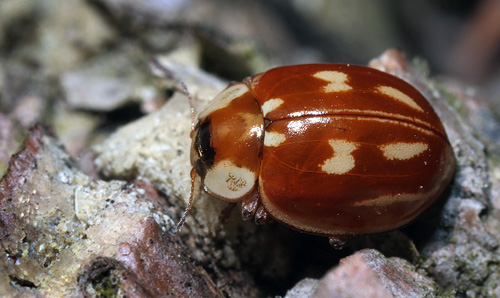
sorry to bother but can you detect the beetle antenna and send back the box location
[150,58,198,232]
[176,167,198,232]
[150,58,196,135]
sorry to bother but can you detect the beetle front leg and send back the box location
[241,187,259,220]
[254,205,272,225]
[241,185,272,224]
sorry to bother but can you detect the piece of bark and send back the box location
[0,124,222,297]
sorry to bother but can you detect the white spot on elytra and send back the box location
[320,140,359,175]
[264,131,286,147]
[313,71,352,93]
[262,98,284,117]
[377,85,424,112]
[204,160,256,200]
[199,83,249,119]
[379,142,429,160]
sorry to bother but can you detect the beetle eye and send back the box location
[193,118,216,177]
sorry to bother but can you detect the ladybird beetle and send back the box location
[183,64,456,247]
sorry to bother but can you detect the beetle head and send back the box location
[189,83,264,201]
[190,117,215,179]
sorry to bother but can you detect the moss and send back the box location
[0,123,26,177]
[0,163,7,177]
[435,288,457,298]
[93,274,120,298]
[488,154,500,168]
[436,85,467,116]
[410,57,431,78]
[82,262,121,298]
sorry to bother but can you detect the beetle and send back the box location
[179,63,456,248]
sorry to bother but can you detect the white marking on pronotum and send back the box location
[379,142,429,160]
[264,131,286,147]
[313,71,352,93]
[204,160,256,200]
[376,85,424,112]
[320,140,359,175]
[199,83,249,119]
[262,98,284,117]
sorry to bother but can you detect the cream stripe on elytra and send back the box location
[329,115,435,136]
[320,140,359,175]
[313,71,352,93]
[353,192,429,207]
[379,142,429,160]
[282,109,436,134]
[262,98,284,117]
[377,86,424,112]
[326,108,430,128]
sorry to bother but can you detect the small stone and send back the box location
[313,249,438,298]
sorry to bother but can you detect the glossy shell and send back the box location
[191,64,456,237]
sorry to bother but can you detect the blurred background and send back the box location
[2,0,499,136]
[1,0,499,83]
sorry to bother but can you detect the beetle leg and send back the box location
[241,187,259,220]
[254,205,272,225]
[240,185,273,224]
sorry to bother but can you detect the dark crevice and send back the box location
[9,275,38,288]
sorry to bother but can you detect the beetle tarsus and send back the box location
[328,235,351,249]
[241,188,260,220]
[255,205,272,225]
[240,187,272,224]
